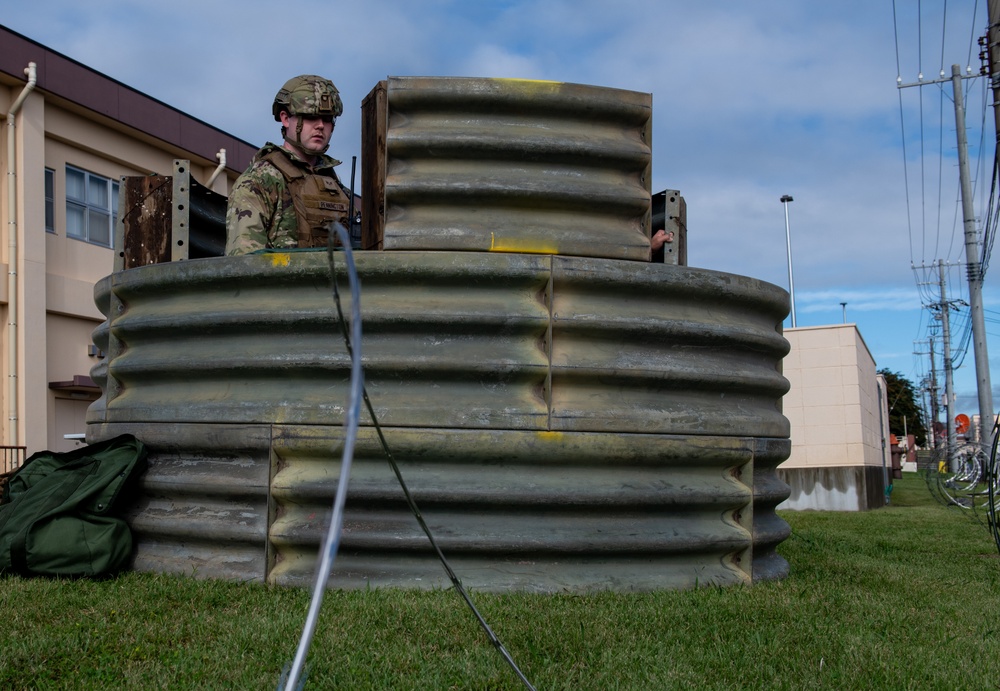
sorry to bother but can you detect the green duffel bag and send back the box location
[0,434,147,577]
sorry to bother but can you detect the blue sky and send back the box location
[4,0,998,423]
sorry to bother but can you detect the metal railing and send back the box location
[1,446,26,474]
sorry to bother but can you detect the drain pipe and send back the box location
[6,62,37,447]
[205,148,226,188]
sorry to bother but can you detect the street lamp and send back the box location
[780,195,796,328]
[840,302,847,323]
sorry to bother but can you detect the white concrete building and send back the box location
[778,324,891,510]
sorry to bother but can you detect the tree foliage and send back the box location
[878,369,927,446]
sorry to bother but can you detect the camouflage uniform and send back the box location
[225,143,347,255]
[226,75,349,255]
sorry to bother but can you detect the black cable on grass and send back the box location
[324,226,536,691]
[985,415,1000,557]
[281,221,536,690]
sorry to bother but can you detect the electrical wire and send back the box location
[331,256,536,690]
[941,0,949,75]
[936,82,947,259]
[898,2,990,270]
[894,0,918,264]
[985,413,1000,555]
[935,2,951,261]
[950,307,974,368]
[965,76,991,267]
[284,226,536,690]
[920,62,928,262]
[281,223,364,691]
[974,76,989,207]
[966,0,981,70]
[981,157,1000,277]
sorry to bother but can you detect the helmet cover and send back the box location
[272,75,343,121]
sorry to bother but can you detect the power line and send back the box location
[895,0,918,264]
[968,0,982,68]
[896,2,996,427]
[896,2,990,271]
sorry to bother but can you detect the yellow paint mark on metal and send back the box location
[270,253,291,267]
[490,236,559,254]
[493,78,564,87]
[536,431,565,443]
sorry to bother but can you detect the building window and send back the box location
[45,168,55,233]
[65,165,118,248]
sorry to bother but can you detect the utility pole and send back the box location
[900,49,996,449]
[921,376,934,451]
[982,0,1000,438]
[928,329,939,449]
[950,63,995,445]
[988,0,1000,157]
[915,335,940,451]
[939,261,957,464]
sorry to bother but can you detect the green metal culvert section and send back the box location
[87,251,791,592]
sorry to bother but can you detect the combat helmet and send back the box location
[272,75,343,121]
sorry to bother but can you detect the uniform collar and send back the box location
[260,142,341,171]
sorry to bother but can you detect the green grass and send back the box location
[3,473,1000,690]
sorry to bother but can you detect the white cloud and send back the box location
[797,288,923,313]
[458,45,543,80]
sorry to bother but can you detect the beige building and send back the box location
[1,25,256,457]
[778,324,891,511]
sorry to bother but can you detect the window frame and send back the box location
[64,164,118,248]
[44,167,55,233]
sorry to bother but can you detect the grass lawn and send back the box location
[2,473,999,689]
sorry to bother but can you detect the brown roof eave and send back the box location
[0,23,257,173]
[48,375,100,395]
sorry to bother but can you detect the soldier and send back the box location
[226,75,353,255]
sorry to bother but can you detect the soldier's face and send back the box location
[282,112,335,155]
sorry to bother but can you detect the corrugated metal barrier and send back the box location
[89,251,791,591]
[363,77,653,260]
